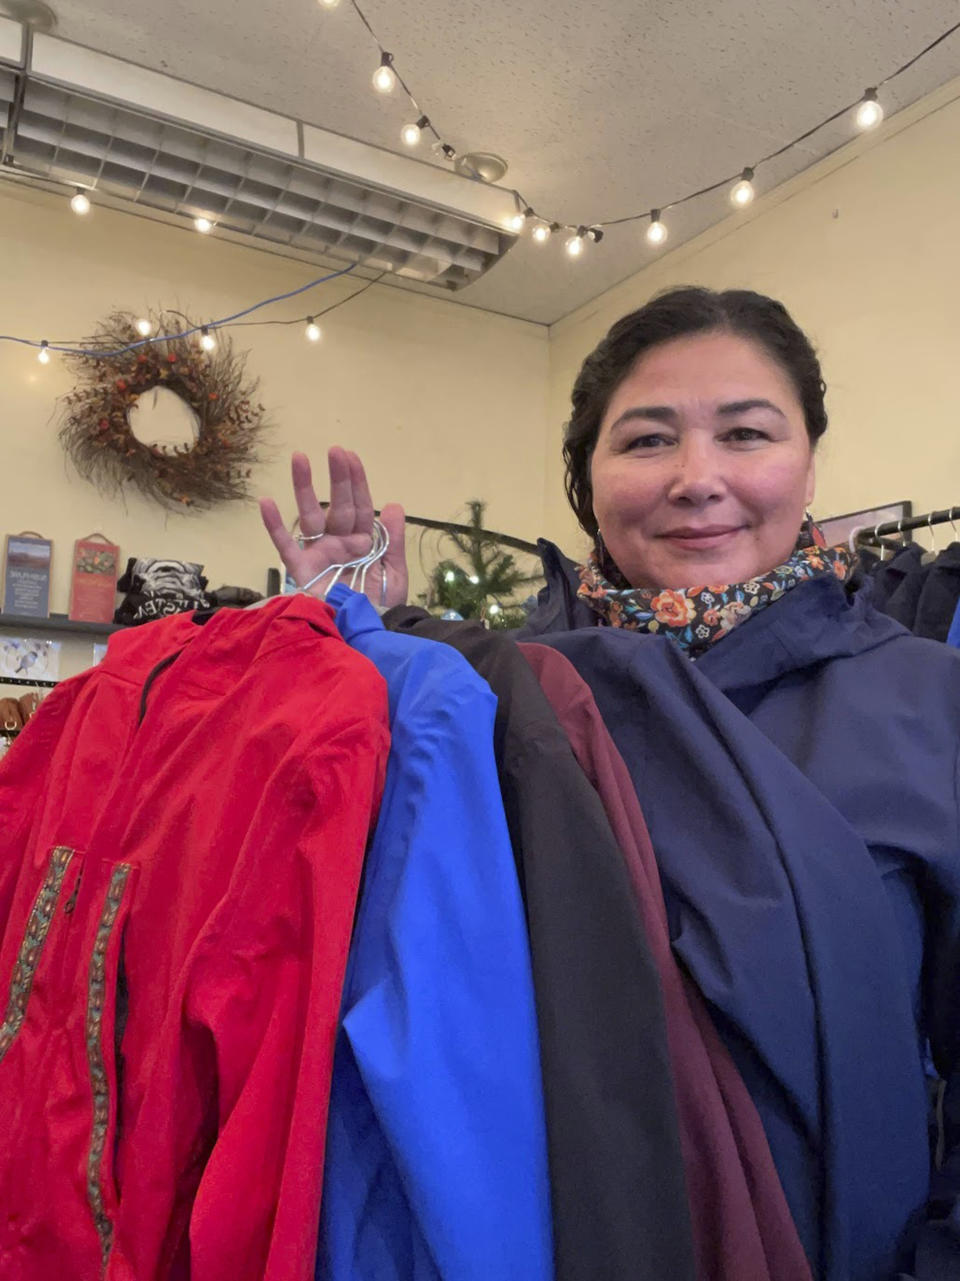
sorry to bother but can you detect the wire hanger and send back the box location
[298,519,391,605]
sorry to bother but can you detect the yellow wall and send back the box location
[545,78,960,554]
[0,182,549,637]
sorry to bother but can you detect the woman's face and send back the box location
[589,330,816,588]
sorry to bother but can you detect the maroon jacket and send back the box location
[521,642,811,1281]
[0,597,389,1281]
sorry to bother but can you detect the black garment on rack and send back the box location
[869,544,927,626]
[382,607,698,1281]
[914,544,960,642]
[864,543,960,643]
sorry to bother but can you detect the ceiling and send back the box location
[13,0,960,324]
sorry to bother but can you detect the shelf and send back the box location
[0,675,58,689]
[0,612,121,636]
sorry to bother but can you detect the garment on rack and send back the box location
[520,641,811,1281]
[527,543,960,1280]
[383,607,697,1281]
[317,586,552,1281]
[866,542,927,625]
[911,543,960,642]
[113,556,212,625]
[0,596,389,1281]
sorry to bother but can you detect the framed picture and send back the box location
[2,532,53,618]
[817,501,913,550]
[69,534,120,623]
[0,636,61,682]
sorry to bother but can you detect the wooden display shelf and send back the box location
[0,612,121,636]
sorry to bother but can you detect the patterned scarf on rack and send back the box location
[576,520,855,653]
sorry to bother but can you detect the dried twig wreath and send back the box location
[58,310,269,510]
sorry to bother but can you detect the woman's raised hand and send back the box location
[259,447,408,608]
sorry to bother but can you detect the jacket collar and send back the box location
[525,539,909,691]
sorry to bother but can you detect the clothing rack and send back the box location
[856,505,960,546]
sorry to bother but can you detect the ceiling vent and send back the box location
[0,23,518,288]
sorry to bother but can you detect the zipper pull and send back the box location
[64,869,83,915]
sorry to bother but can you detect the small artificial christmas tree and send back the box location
[421,500,543,629]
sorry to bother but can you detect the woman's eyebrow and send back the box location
[716,398,787,419]
[608,405,678,431]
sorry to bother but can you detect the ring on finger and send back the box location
[298,531,326,548]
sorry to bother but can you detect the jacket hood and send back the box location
[522,538,912,694]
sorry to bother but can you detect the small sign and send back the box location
[2,532,53,618]
[0,636,61,682]
[69,534,120,623]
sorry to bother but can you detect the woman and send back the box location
[261,288,960,1279]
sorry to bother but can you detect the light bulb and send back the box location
[488,602,502,615]
[468,574,480,585]
[565,233,585,258]
[444,570,456,583]
[855,89,883,131]
[646,211,668,246]
[70,188,91,216]
[37,341,50,365]
[506,212,526,233]
[194,216,214,234]
[305,319,322,342]
[318,0,340,8]
[372,55,396,94]
[730,168,755,207]
[401,122,421,146]
[136,318,152,337]
[532,221,551,244]
[200,327,216,352]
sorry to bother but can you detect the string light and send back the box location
[135,318,153,337]
[3,264,380,365]
[194,216,214,234]
[317,0,341,8]
[444,570,456,583]
[70,188,90,216]
[372,52,396,94]
[855,88,884,131]
[468,574,480,585]
[401,115,429,146]
[305,318,322,342]
[199,326,216,352]
[565,228,587,258]
[646,211,668,246]
[730,167,755,207]
[488,602,502,615]
[321,1,958,261]
[506,211,526,233]
[37,340,50,365]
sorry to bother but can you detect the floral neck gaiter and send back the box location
[575,520,855,653]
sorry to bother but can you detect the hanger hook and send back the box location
[873,521,887,561]
[929,512,939,553]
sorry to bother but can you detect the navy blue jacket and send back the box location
[318,587,553,1281]
[523,543,960,1281]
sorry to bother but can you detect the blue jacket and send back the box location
[318,586,553,1281]
[524,543,960,1281]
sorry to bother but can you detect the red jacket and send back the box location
[0,596,389,1281]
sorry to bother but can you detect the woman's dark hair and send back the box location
[563,286,828,536]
